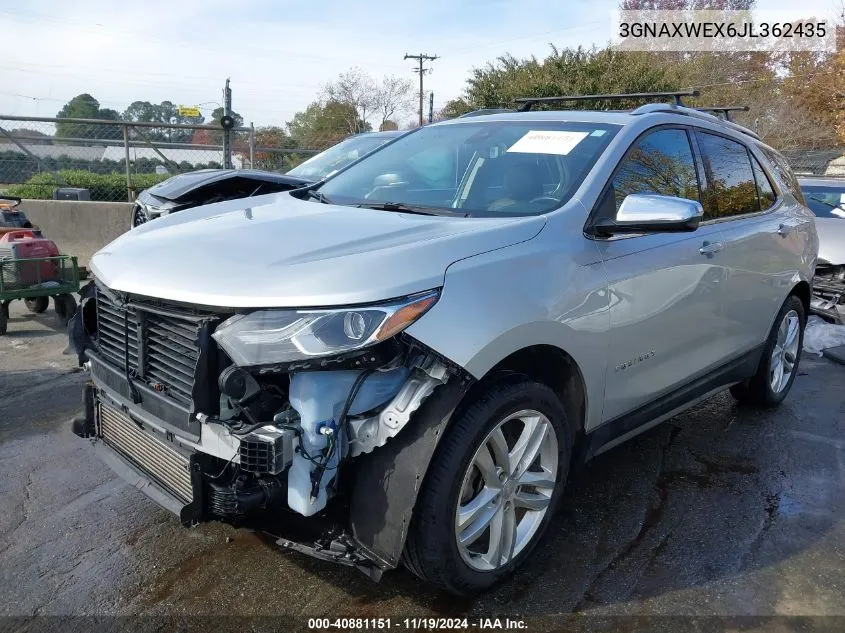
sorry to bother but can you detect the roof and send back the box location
[433,104,761,142]
[353,130,403,139]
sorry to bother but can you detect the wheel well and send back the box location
[791,280,811,317]
[462,345,587,436]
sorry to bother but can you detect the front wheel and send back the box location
[730,294,805,408]
[403,378,572,595]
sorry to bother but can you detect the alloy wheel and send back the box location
[771,309,800,394]
[454,409,558,571]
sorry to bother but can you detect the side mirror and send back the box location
[595,193,704,236]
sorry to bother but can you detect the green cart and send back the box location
[0,255,80,335]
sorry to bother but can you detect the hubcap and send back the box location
[455,409,558,571]
[771,309,800,394]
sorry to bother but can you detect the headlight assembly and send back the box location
[212,289,439,366]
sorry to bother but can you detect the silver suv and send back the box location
[69,92,817,595]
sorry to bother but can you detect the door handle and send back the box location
[777,224,792,238]
[699,241,724,256]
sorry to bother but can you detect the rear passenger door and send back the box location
[593,127,733,422]
[693,130,799,355]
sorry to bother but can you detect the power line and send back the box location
[404,53,439,127]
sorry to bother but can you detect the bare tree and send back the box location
[374,75,414,129]
[323,68,377,134]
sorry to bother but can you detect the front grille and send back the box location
[96,287,203,408]
[99,402,193,503]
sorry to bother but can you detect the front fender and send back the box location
[349,375,472,568]
[404,232,611,431]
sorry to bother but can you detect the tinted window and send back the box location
[698,132,758,219]
[752,156,776,210]
[611,128,699,211]
[803,185,845,219]
[760,146,804,203]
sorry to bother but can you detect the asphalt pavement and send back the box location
[1,298,844,630]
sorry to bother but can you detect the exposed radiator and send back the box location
[98,402,193,504]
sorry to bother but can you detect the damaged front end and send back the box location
[811,262,845,324]
[70,281,472,579]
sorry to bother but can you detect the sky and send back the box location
[0,0,838,129]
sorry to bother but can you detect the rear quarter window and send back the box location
[759,146,805,204]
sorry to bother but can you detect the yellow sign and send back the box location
[178,106,201,117]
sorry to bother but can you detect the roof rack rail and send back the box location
[695,106,749,122]
[630,103,761,140]
[515,90,700,112]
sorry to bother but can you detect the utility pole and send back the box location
[222,78,233,169]
[404,53,438,126]
[428,92,434,123]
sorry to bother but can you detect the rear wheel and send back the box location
[0,302,7,335]
[730,294,805,408]
[24,296,49,313]
[403,378,572,594]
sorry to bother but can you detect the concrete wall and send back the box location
[20,200,131,268]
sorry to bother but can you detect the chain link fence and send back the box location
[783,149,845,178]
[0,115,318,202]
[1,113,842,203]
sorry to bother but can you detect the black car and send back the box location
[130,130,403,228]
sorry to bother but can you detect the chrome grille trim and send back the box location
[99,402,193,503]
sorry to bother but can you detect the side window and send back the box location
[611,128,699,211]
[760,146,804,204]
[751,156,776,210]
[697,132,759,219]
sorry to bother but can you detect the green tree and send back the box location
[287,100,367,150]
[56,94,122,139]
[455,46,678,112]
[252,126,298,171]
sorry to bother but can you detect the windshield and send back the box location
[286,134,398,180]
[803,185,845,219]
[315,121,619,217]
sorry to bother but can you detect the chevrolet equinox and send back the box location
[68,92,817,595]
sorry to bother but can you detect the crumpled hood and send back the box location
[816,217,845,264]
[141,169,310,203]
[92,192,545,308]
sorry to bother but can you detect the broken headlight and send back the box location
[212,289,439,366]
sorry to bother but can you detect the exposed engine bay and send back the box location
[69,280,470,577]
[811,263,845,325]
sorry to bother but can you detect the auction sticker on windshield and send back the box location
[507,130,589,155]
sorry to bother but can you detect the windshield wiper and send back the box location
[302,189,332,204]
[356,201,469,217]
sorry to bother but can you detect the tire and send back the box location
[54,294,77,327]
[730,294,805,408]
[403,376,573,595]
[24,296,49,313]
[0,310,6,335]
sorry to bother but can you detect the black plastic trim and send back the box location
[88,351,201,441]
[582,344,764,460]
